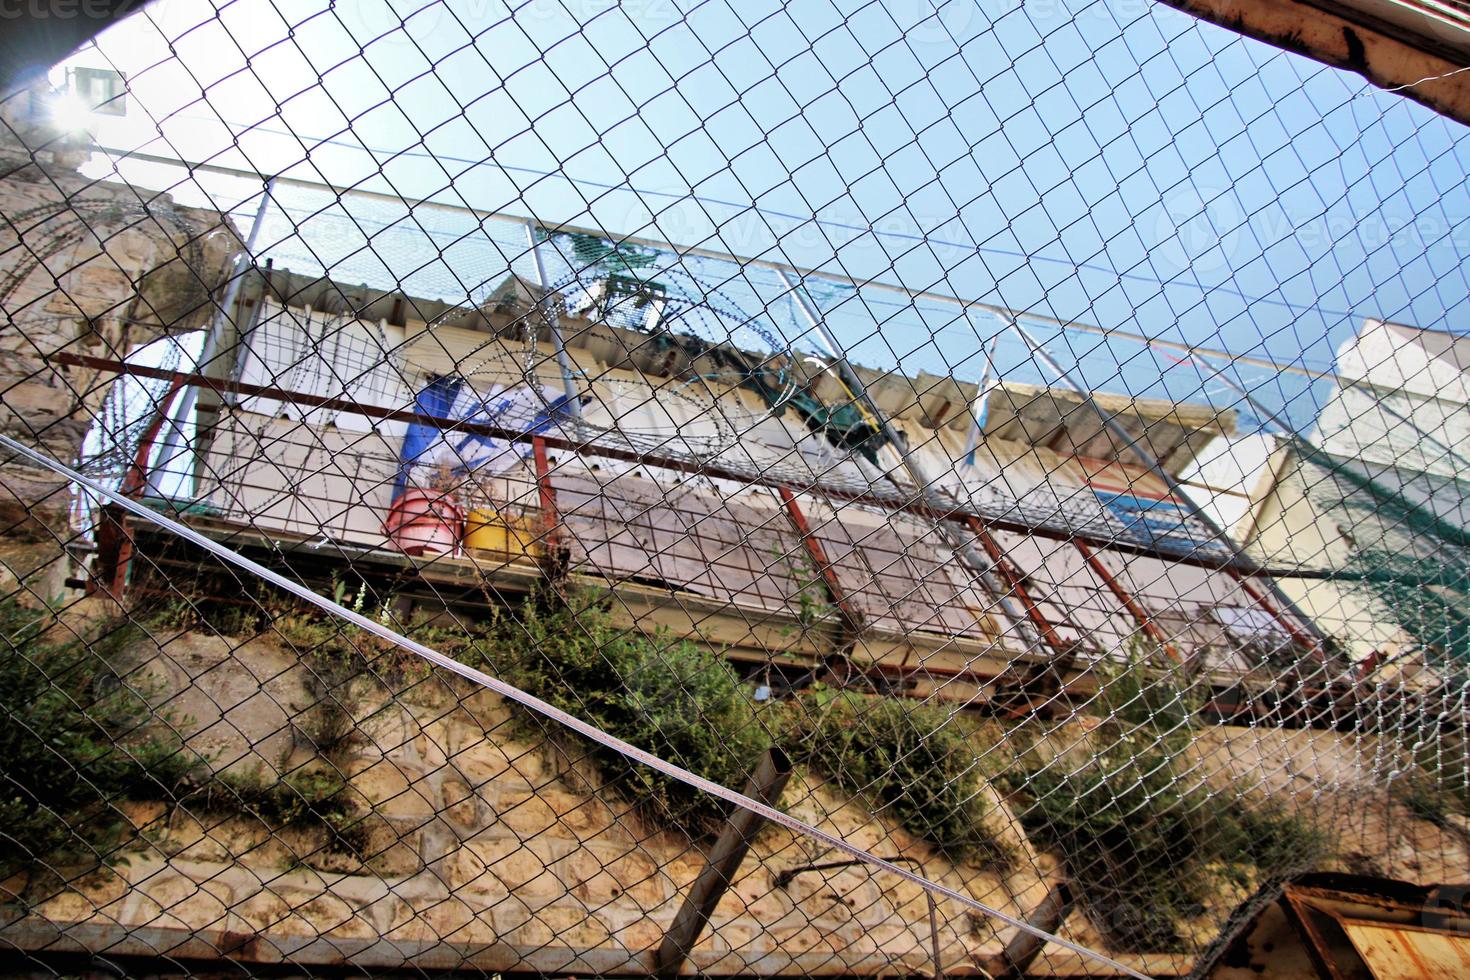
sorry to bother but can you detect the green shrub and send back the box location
[189,763,362,857]
[0,600,200,880]
[1002,656,1331,951]
[487,589,771,836]
[779,687,1008,863]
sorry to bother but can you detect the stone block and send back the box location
[468,833,571,900]
[348,756,438,821]
[438,774,493,836]
[561,844,666,908]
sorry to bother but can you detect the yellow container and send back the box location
[465,509,541,559]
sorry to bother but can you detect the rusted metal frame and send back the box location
[54,351,1284,576]
[965,517,1071,659]
[1072,539,1181,663]
[530,435,558,545]
[1157,0,1470,128]
[775,486,864,638]
[1229,570,1325,663]
[1003,319,1329,648]
[93,377,187,598]
[655,746,793,980]
[1279,887,1352,980]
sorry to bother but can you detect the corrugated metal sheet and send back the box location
[553,468,808,618]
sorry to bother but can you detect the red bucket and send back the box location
[384,488,465,556]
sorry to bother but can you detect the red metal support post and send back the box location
[531,434,560,552]
[1228,570,1323,662]
[965,516,1072,659]
[92,377,186,598]
[1073,539,1181,662]
[775,486,863,635]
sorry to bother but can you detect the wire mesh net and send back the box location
[0,1,1467,977]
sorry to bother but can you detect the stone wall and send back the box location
[0,102,237,561]
[2,622,1463,978]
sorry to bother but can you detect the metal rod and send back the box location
[927,891,944,980]
[992,880,1075,979]
[92,376,187,597]
[531,434,560,558]
[1074,539,1181,662]
[524,221,581,418]
[96,145,1351,387]
[1229,569,1321,661]
[962,327,1001,467]
[967,517,1072,659]
[655,746,793,979]
[150,177,277,498]
[48,350,1299,577]
[1003,317,1327,648]
[776,485,864,636]
[777,270,1047,656]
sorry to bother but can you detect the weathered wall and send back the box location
[0,106,237,555]
[2,625,1463,978]
[0,629,1060,977]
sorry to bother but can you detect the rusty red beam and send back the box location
[966,517,1072,659]
[776,486,863,634]
[50,351,1278,575]
[92,377,186,598]
[1229,570,1324,662]
[1073,539,1181,663]
[531,434,559,555]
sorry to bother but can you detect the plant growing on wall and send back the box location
[0,600,202,886]
[1000,649,1330,951]
[778,687,1011,864]
[487,588,773,836]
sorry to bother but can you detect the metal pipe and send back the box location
[150,176,277,499]
[51,350,1310,577]
[656,746,793,979]
[1074,539,1181,662]
[992,880,1075,979]
[1003,317,1327,648]
[531,434,560,558]
[967,517,1073,659]
[962,327,1001,467]
[778,270,1047,656]
[776,485,864,637]
[524,221,581,418]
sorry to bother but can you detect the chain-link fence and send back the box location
[0,1,1467,977]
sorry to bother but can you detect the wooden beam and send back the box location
[984,880,1075,979]
[655,747,793,979]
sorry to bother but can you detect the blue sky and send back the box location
[63,0,1470,430]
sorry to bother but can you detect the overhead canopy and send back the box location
[849,369,1236,475]
[1160,0,1470,125]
